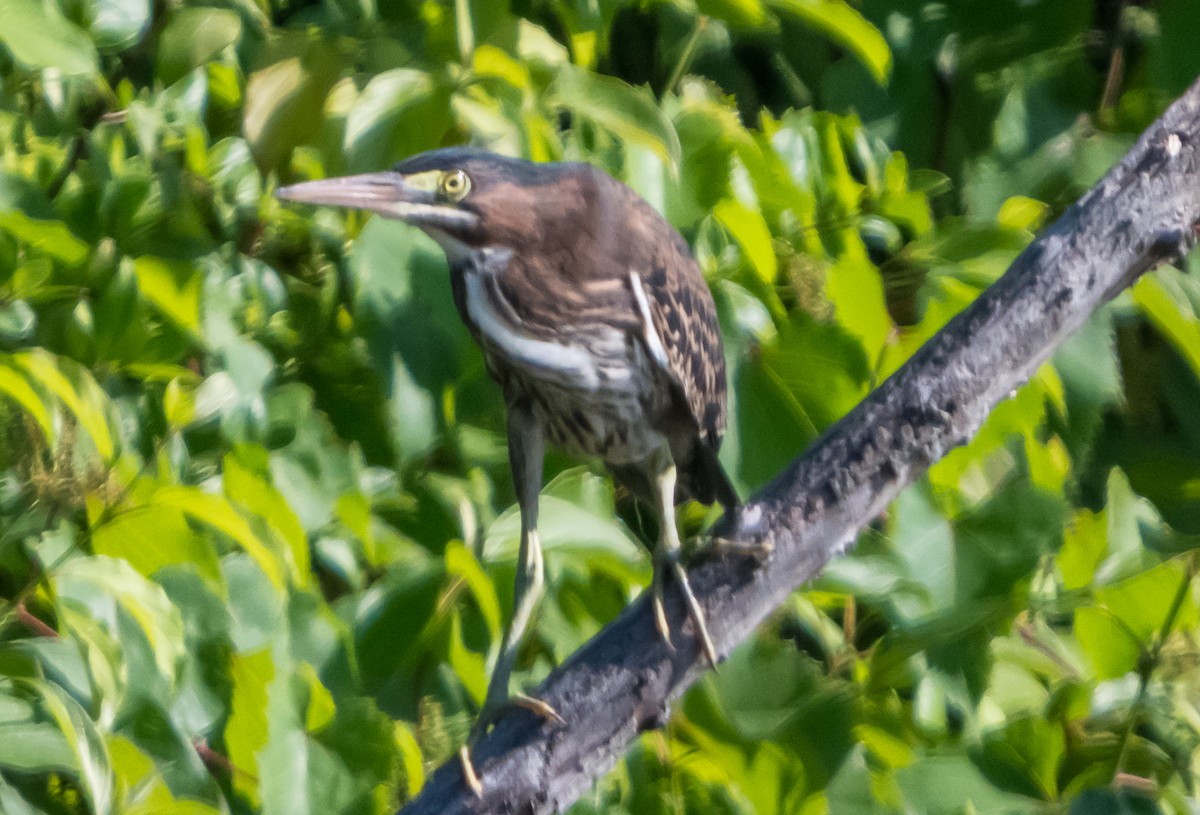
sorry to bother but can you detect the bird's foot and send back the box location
[706,534,773,562]
[460,692,563,798]
[511,692,565,724]
[652,550,718,668]
[469,690,563,742]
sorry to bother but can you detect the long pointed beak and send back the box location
[277,171,430,213]
[276,172,480,234]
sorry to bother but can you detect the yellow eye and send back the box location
[440,169,470,201]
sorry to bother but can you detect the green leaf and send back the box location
[12,350,115,461]
[344,69,450,172]
[483,468,644,572]
[26,678,114,815]
[713,198,777,285]
[224,447,311,588]
[298,662,336,733]
[164,376,196,429]
[90,501,222,586]
[979,715,1065,798]
[0,711,75,772]
[894,753,1042,813]
[1132,269,1200,382]
[1074,606,1141,680]
[0,359,55,443]
[1057,508,1106,590]
[768,0,891,84]
[155,6,242,85]
[697,0,770,28]
[244,48,338,171]
[825,255,892,365]
[88,0,150,49]
[0,0,97,75]
[0,211,90,266]
[132,257,202,334]
[224,649,273,808]
[0,299,36,341]
[153,486,289,589]
[548,64,682,170]
[1095,560,1197,644]
[445,540,501,641]
[0,775,44,815]
[55,556,187,684]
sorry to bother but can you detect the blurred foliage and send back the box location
[1,0,1200,813]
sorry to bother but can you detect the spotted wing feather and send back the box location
[633,226,737,508]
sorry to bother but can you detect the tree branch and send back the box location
[398,77,1200,815]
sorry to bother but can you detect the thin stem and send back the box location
[1113,553,1198,780]
[454,0,475,67]
[664,16,708,94]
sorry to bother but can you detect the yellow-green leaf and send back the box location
[154,486,287,589]
[225,649,274,808]
[91,503,222,586]
[132,257,202,333]
[12,350,115,461]
[768,0,891,84]
[1133,271,1200,381]
[0,0,97,76]
[548,64,681,170]
[445,540,501,640]
[0,360,54,444]
[714,198,777,285]
[224,449,310,588]
[0,211,89,266]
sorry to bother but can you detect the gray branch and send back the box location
[397,77,1200,815]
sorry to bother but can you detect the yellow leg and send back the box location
[462,403,560,794]
[650,459,718,666]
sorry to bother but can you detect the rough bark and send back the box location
[397,77,1200,815]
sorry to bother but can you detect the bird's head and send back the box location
[277,148,607,260]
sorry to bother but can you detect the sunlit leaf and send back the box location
[156,6,241,84]
[697,0,770,28]
[344,69,450,173]
[153,486,289,588]
[713,198,777,284]
[548,64,682,169]
[0,212,89,266]
[132,257,202,334]
[55,556,187,683]
[89,0,151,49]
[224,649,273,808]
[91,501,222,585]
[224,447,311,588]
[768,0,891,83]
[0,359,55,443]
[0,0,97,74]
[1132,269,1200,382]
[12,350,115,461]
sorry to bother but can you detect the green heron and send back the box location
[278,147,738,747]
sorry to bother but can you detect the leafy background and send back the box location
[2,0,1200,813]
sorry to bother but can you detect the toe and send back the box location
[513,693,565,725]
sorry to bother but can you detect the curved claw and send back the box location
[512,692,565,725]
[651,568,676,652]
[671,559,718,667]
[459,746,483,798]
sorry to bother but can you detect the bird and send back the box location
[277,147,738,770]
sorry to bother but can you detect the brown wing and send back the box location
[636,231,727,447]
[623,193,737,509]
